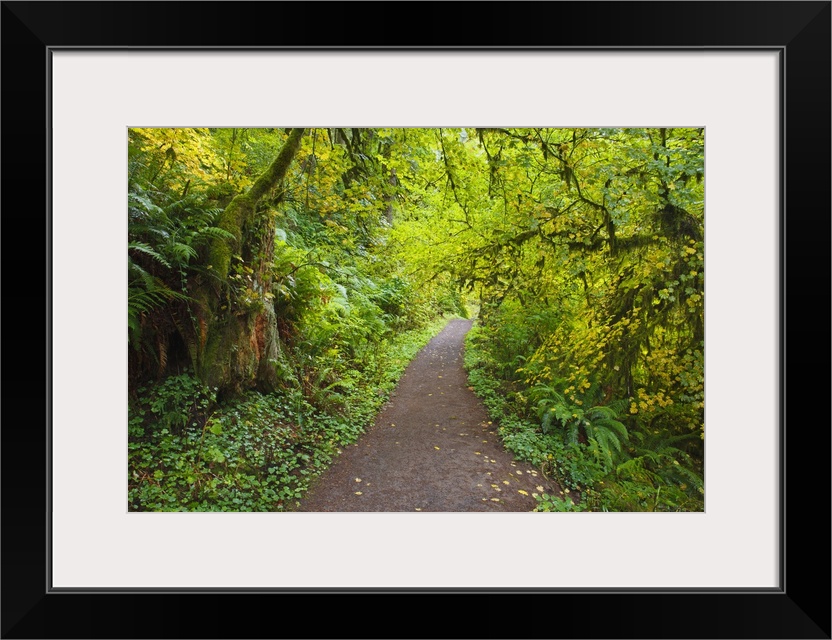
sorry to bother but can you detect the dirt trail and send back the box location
[296,318,560,512]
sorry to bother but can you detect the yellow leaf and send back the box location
[518,490,529,496]
[490,498,500,502]
[502,481,510,485]
[354,492,362,496]
[434,446,440,450]
[355,478,362,482]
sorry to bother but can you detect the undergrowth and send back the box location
[128,315,452,511]
[463,322,704,512]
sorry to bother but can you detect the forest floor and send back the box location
[296,318,562,512]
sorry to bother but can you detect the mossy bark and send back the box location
[207,128,305,281]
[194,128,305,397]
[196,302,287,396]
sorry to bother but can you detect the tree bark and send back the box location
[207,128,305,281]
[194,128,305,397]
[384,167,397,225]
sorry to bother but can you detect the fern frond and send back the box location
[591,417,629,442]
[128,192,164,216]
[129,241,172,268]
[193,226,236,244]
[566,421,581,446]
[541,408,557,434]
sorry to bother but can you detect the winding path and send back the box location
[296,318,560,512]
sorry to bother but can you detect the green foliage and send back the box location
[128,127,704,512]
[534,494,587,512]
[129,372,216,438]
[128,317,450,511]
[531,383,629,469]
[127,185,236,373]
[465,319,702,512]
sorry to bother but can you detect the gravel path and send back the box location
[296,318,561,512]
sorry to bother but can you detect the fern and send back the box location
[128,278,192,351]
[616,428,704,501]
[192,226,236,244]
[128,241,171,269]
[581,406,629,468]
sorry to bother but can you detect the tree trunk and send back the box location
[384,167,397,225]
[193,128,305,397]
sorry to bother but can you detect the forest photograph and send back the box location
[127,126,704,513]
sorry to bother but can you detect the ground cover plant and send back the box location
[128,127,704,512]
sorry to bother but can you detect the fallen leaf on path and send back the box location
[474,452,481,455]
[537,485,544,492]
[516,470,524,475]
[415,508,422,511]
[355,478,362,482]
[434,446,440,450]
[518,490,529,496]
[502,481,510,485]
[355,492,363,496]
[490,498,500,502]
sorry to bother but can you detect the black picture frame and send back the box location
[2,2,829,638]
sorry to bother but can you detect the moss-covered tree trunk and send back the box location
[193,128,305,397]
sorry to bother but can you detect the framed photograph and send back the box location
[3,1,829,638]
